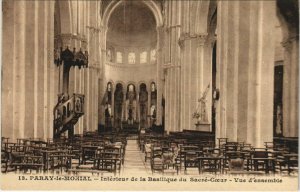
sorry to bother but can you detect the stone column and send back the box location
[216,1,276,147]
[179,33,209,131]
[163,0,184,133]
[196,34,212,130]
[164,24,182,133]
[99,26,107,128]
[147,82,151,128]
[1,1,56,141]
[282,35,299,137]
[156,26,164,126]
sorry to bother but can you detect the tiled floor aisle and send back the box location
[122,139,151,176]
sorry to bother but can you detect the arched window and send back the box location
[150,49,156,62]
[128,52,136,64]
[140,51,147,63]
[107,49,113,62]
[116,52,123,63]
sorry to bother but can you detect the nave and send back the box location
[1,2,299,190]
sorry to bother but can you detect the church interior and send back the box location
[1,0,299,177]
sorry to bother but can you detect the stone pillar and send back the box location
[282,35,299,137]
[196,34,212,130]
[156,26,164,126]
[216,1,276,147]
[164,26,182,133]
[99,26,107,128]
[147,82,151,128]
[178,33,210,131]
[2,1,56,141]
[164,68,170,132]
[163,0,184,133]
[2,0,14,139]
[179,35,193,131]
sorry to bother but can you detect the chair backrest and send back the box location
[253,151,268,158]
[217,138,228,147]
[145,143,152,153]
[229,158,244,171]
[162,152,174,164]
[226,151,241,159]
[225,144,238,151]
[264,142,274,149]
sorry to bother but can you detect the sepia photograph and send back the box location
[0,0,299,191]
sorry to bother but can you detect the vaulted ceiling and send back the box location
[108,1,156,36]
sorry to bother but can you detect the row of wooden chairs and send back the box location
[138,132,298,175]
[1,133,127,174]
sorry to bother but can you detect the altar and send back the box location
[122,121,139,134]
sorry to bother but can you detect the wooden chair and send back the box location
[49,150,74,172]
[217,138,228,152]
[162,151,179,175]
[11,155,44,174]
[184,150,200,172]
[144,143,152,162]
[1,150,9,173]
[251,149,275,173]
[151,153,163,174]
[228,158,245,172]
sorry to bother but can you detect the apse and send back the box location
[102,1,159,132]
[106,1,157,65]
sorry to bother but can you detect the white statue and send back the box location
[195,84,210,123]
[275,105,282,135]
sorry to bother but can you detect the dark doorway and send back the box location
[211,42,217,133]
[273,64,284,137]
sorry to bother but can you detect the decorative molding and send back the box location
[55,33,88,49]
[196,34,209,46]
[54,47,89,68]
[86,26,101,33]
[163,63,181,69]
[105,62,157,69]
[207,34,217,47]
[88,63,101,71]
[178,33,208,48]
[166,25,181,32]
[59,33,73,48]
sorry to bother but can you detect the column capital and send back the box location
[156,25,164,32]
[163,63,181,69]
[89,63,101,71]
[196,34,209,46]
[165,25,181,33]
[206,34,217,47]
[86,26,101,34]
[178,33,208,48]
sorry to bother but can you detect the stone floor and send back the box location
[122,139,152,175]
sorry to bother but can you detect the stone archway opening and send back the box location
[99,1,164,133]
